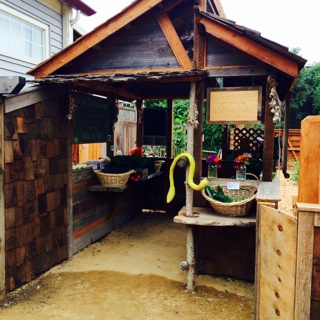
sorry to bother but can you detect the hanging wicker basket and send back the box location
[201,185,258,217]
[94,169,134,188]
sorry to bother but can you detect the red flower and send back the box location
[233,153,251,170]
[206,153,221,168]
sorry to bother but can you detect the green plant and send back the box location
[173,100,189,155]
[290,162,299,185]
[143,99,223,156]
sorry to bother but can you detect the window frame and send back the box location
[0,3,50,64]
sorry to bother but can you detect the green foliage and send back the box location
[144,100,166,108]
[291,63,320,128]
[290,162,299,185]
[173,100,223,156]
[143,99,222,156]
[173,100,189,155]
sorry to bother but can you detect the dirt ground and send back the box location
[0,171,298,320]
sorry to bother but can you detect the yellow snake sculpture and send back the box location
[166,152,208,203]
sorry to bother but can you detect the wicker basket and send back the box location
[94,169,134,188]
[201,185,258,217]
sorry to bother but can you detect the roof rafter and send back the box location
[156,9,193,70]
[199,14,299,78]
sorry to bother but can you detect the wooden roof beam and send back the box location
[199,15,299,78]
[28,0,163,78]
[156,9,193,70]
[72,82,142,101]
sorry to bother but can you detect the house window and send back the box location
[0,4,49,63]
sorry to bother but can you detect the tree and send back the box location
[290,62,320,128]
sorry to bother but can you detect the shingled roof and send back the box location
[28,0,306,101]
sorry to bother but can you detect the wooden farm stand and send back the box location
[1,0,317,318]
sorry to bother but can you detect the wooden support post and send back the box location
[67,118,74,259]
[186,82,197,217]
[185,81,197,291]
[282,93,291,178]
[166,99,173,158]
[193,3,205,207]
[194,80,204,207]
[262,77,275,181]
[0,98,5,298]
[295,203,320,320]
[298,116,320,203]
[186,226,195,291]
[136,99,143,148]
[295,208,314,320]
[296,117,320,319]
[194,4,205,70]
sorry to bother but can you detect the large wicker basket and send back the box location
[94,169,134,188]
[201,185,258,217]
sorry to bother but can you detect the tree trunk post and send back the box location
[185,81,197,291]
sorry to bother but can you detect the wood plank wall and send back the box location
[4,94,69,293]
[72,168,145,255]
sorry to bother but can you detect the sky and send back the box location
[78,0,318,65]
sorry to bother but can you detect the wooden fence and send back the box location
[72,105,137,162]
[256,117,319,319]
[275,129,301,162]
[229,128,301,163]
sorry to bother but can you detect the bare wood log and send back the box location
[186,225,195,291]
[186,81,197,217]
[193,80,204,206]
[185,81,197,291]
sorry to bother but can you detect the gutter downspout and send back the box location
[62,3,73,47]
[70,9,80,26]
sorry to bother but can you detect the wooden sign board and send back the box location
[207,87,262,124]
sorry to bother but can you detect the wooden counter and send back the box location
[175,175,281,224]
[174,206,256,226]
[174,176,282,281]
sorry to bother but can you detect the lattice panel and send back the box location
[233,128,264,151]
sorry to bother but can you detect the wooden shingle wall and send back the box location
[4,94,69,292]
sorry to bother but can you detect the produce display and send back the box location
[205,185,249,203]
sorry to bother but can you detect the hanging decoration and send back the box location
[67,90,76,120]
[267,75,282,123]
